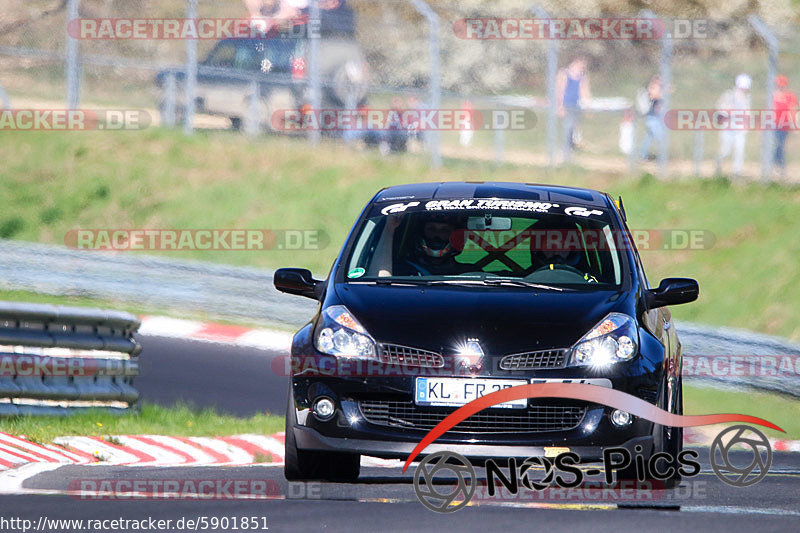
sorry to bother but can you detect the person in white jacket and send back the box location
[715,74,751,178]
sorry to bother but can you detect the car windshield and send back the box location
[204,40,297,72]
[344,200,626,289]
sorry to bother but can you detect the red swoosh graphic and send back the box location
[401,382,783,472]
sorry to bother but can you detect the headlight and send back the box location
[315,305,376,358]
[570,313,638,367]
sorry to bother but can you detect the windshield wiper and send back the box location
[368,278,493,287]
[479,278,566,291]
[371,278,434,286]
[354,278,567,291]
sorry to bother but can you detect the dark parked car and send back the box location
[155,8,367,131]
[274,181,698,482]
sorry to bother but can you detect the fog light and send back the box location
[610,409,633,428]
[312,397,335,421]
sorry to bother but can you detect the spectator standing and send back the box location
[556,56,591,163]
[715,74,751,178]
[772,74,797,180]
[638,74,664,160]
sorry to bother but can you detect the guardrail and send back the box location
[0,302,141,416]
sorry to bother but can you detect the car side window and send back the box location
[262,40,297,73]
[205,43,237,68]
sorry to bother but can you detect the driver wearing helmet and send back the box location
[400,213,469,276]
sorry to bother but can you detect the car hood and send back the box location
[333,283,629,356]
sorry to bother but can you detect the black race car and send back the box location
[274,181,698,482]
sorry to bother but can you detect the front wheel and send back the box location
[284,392,360,482]
[616,379,683,487]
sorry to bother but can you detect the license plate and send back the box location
[415,377,528,409]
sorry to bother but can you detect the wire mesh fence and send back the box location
[0,1,798,181]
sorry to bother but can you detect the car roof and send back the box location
[373,182,612,208]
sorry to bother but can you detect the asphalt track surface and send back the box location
[135,336,287,416]
[2,335,797,532]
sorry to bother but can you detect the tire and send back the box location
[284,391,360,482]
[616,378,683,488]
[661,378,684,488]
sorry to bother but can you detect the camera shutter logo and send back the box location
[413,451,476,513]
[710,425,772,487]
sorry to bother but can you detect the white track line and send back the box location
[237,330,292,351]
[137,316,292,351]
[138,316,204,338]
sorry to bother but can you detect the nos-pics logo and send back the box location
[413,425,773,513]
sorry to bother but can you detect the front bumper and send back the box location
[289,371,661,462]
[293,424,654,462]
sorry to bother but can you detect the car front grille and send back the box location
[358,400,586,433]
[499,349,567,370]
[378,344,445,368]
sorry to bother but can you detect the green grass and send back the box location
[684,384,800,440]
[1,128,799,341]
[0,403,283,443]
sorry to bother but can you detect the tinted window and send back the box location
[344,200,627,289]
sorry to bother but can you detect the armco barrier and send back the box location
[0,302,141,416]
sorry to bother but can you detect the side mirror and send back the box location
[646,278,699,309]
[274,268,323,300]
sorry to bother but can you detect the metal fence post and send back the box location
[532,5,558,167]
[308,0,322,145]
[749,15,779,182]
[694,130,705,176]
[0,82,11,109]
[494,119,505,165]
[65,0,80,109]
[627,113,638,173]
[245,80,260,137]
[658,23,672,177]
[183,0,198,135]
[163,71,177,128]
[410,0,442,169]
